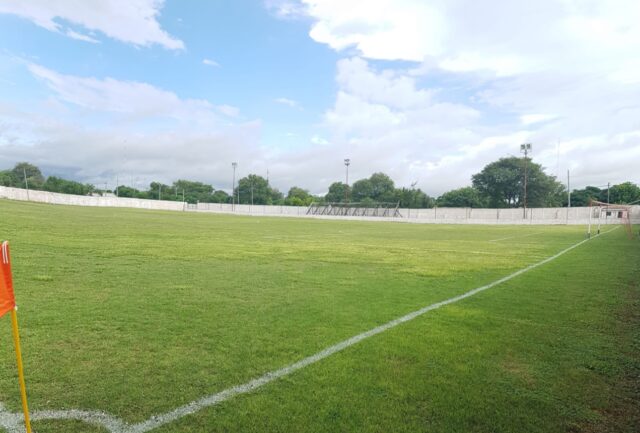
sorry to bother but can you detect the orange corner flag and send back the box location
[1,240,32,433]
[0,241,17,318]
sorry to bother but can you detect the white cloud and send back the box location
[202,58,220,67]
[267,1,640,192]
[0,112,264,192]
[264,0,308,19]
[520,114,557,126]
[304,0,443,62]
[27,64,224,125]
[310,135,329,145]
[274,97,301,109]
[2,2,640,196]
[64,29,100,44]
[0,0,183,49]
[216,104,240,117]
[295,0,640,77]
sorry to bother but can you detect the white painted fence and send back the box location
[1,185,638,225]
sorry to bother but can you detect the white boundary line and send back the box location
[0,228,618,433]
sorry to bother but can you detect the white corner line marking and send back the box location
[0,228,619,433]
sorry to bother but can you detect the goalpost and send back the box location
[588,199,633,239]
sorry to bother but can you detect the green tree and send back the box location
[147,182,172,200]
[113,185,141,198]
[351,173,396,203]
[607,182,640,204]
[394,187,434,208]
[351,178,373,202]
[10,162,45,189]
[437,187,486,208]
[568,186,601,207]
[369,172,395,202]
[285,187,314,206]
[236,174,281,205]
[472,157,564,208]
[173,180,214,204]
[211,190,230,203]
[325,182,350,203]
[0,170,18,187]
[43,176,94,195]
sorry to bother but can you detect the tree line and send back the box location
[1,159,639,208]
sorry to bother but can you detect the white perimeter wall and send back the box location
[2,185,639,225]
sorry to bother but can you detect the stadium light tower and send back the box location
[344,158,350,203]
[520,143,532,218]
[231,162,237,211]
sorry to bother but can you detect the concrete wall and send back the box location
[2,185,639,225]
[0,185,185,211]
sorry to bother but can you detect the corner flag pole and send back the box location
[10,308,32,433]
[1,241,33,433]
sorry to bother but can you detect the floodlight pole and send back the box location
[344,158,350,203]
[567,170,571,208]
[232,162,237,211]
[22,167,29,201]
[566,169,571,224]
[520,143,532,219]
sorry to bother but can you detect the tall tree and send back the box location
[43,176,94,195]
[368,172,395,201]
[472,157,564,208]
[11,162,45,189]
[211,190,230,203]
[285,187,314,206]
[607,182,640,204]
[236,174,282,205]
[394,187,434,208]
[351,173,396,203]
[173,179,214,203]
[437,187,486,208]
[325,182,350,203]
[351,178,373,202]
[0,170,18,187]
[148,182,172,200]
[568,186,602,207]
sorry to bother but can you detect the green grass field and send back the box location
[0,199,638,433]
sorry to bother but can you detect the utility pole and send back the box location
[250,179,254,206]
[344,158,350,203]
[116,175,119,197]
[567,170,571,208]
[607,182,610,204]
[231,162,237,210]
[22,167,29,201]
[520,143,532,218]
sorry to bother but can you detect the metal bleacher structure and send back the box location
[306,202,403,218]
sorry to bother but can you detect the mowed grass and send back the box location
[0,199,638,432]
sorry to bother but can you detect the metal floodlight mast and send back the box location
[344,158,351,203]
[231,162,237,210]
[520,143,532,218]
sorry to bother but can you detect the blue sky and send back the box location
[0,0,639,195]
